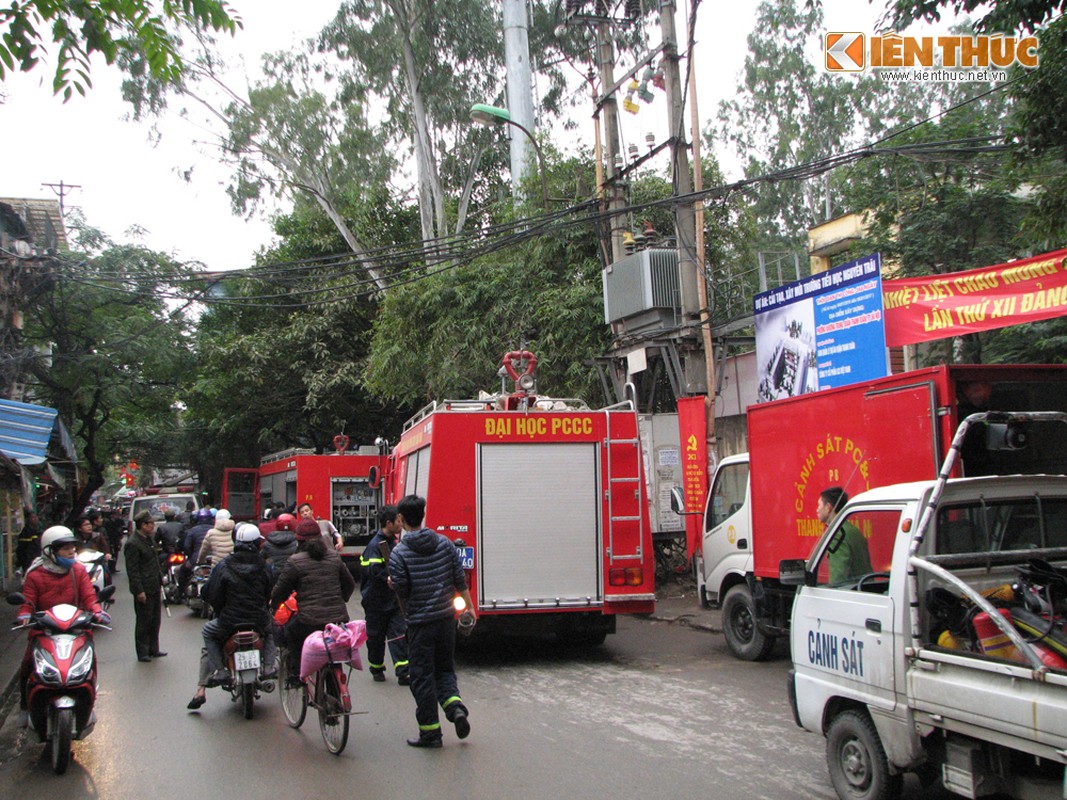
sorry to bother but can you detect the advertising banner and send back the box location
[754,254,888,403]
[675,396,707,558]
[882,248,1067,347]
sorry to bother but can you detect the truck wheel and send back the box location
[722,584,775,661]
[826,710,902,800]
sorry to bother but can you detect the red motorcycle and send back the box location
[222,624,273,719]
[8,586,114,774]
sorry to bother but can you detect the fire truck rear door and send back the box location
[477,443,601,609]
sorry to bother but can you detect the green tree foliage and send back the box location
[364,157,609,405]
[20,217,195,517]
[183,192,418,493]
[886,0,1066,33]
[0,0,241,99]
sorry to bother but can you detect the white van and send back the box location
[126,493,200,533]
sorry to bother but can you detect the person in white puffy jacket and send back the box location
[197,509,235,568]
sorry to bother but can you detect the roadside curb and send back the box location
[641,610,721,634]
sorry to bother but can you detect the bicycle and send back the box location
[278,644,359,755]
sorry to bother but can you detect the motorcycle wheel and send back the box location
[279,651,307,729]
[52,707,73,775]
[240,679,255,720]
[318,667,349,755]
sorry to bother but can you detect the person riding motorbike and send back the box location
[187,523,278,709]
[269,518,355,684]
[262,513,298,586]
[74,514,113,580]
[16,526,109,726]
[177,508,214,600]
[196,509,235,568]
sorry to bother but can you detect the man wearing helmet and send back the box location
[16,526,108,725]
[186,523,277,710]
[176,508,215,600]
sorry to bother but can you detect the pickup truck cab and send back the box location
[786,411,1067,800]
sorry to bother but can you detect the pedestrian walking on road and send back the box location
[15,509,40,573]
[125,511,166,662]
[360,505,409,685]
[388,494,474,748]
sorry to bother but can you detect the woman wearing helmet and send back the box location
[16,526,108,725]
[187,523,277,709]
[270,518,356,683]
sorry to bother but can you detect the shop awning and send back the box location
[0,399,64,465]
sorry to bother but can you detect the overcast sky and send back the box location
[0,1,899,272]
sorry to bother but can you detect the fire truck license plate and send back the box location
[234,650,261,671]
[459,547,474,569]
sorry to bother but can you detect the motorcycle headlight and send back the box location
[33,649,62,686]
[68,644,95,684]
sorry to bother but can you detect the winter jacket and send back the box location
[270,548,355,629]
[182,522,212,561]
[125,531,163,596]
[388,527,467,625]
[197,519,236,566]
[204,545,273,634]
[18,561,101,617]
[156,521,184,554]
[75,530,111,560]
[262,529,297,580]
[360,530,400,614]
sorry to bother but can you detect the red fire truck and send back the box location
[222,446,385,567]
[378,351,656,644]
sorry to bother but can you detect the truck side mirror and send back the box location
[670,486,700,515]
[779,559,811,587]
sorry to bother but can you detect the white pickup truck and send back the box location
[785,412,1067,800]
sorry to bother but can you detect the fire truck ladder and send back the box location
[604,391,645,564]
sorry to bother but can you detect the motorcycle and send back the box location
[186,560,213,618]
[161,552,186,607]
[76,550,112,611]
[7,586,115,774]
[220,624,274,719]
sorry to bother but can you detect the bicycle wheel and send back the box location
[278,649,307,728]
[317,666,350,755]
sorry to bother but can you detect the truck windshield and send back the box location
[707,462,748,530]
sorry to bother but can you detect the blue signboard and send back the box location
[753,254,887,403]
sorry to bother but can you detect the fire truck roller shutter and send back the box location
[477,443,602,608]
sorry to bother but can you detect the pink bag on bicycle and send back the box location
[300,620,368,679]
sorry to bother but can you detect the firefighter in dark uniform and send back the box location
[360,505,410,684]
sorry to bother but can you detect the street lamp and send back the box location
[470,103,549,210]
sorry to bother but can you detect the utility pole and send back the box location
[502,0,536,204]
[41,181,80,218]
[658,2,699,319]
[595,19,627,264]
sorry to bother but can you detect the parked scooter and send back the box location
[186,560,213,618]
[219,624,274,719]
[76,550,112,611]
[7,586,115,774]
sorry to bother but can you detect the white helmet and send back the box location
[40,525,78,556]
[235,523,262,543]
[215,509,232,523]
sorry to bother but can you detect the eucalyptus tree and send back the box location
[19,216,195,516]
[0,0,240,98]
[184,191,418,485]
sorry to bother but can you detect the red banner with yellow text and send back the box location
[882,248,1067,347]
[676,396,708,558]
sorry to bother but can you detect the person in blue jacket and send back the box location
[388,494,474,748]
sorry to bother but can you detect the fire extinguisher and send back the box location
[973,608,1067,668]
